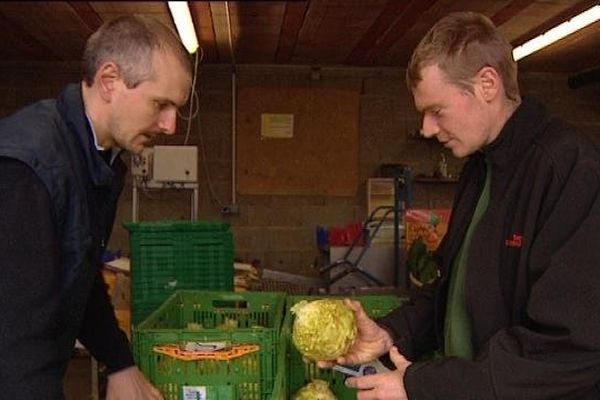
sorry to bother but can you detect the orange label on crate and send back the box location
[153,344,259,361]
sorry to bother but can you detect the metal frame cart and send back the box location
[320,166,412,292]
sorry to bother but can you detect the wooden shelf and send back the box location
[413,176,458,184]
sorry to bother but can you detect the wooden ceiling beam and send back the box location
[344,0,412,65]
[0,10,59,60]
[275,1,309,63]
[490,0,535,27]
[190,1,218,62]
[511,0,599,47]
[362,0,438,65]
[210,1,234,63]
[68,1,103,31]
[568,65,600,89]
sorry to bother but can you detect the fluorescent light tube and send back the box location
[168,1,199,54]
[513,5,600,61]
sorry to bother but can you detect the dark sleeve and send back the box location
[0,157,63,398]
[77,267,134,373]
[403,160,600,399]
[77,156,134,373]
[376,283,438,361]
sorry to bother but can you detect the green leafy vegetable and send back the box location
[293,379,337,400]
[407,237,439,285]
[291,299,357,361]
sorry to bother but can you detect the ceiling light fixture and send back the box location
[512,4,600,61]
[167,1,199,54]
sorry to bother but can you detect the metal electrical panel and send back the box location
[152,145,198,182]
[131,148,154,177]
[131,145,200,222]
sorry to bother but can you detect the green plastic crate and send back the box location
[124,221,234,325]
[134,290,286,400]
[283,294,407,399]
[266,326,288,400]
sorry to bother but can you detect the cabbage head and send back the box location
[293,379,337,400]
[291,299,357,361]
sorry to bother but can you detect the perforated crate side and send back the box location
[126,221,235,325]
[267,320,288,400]
[134,290,286,400]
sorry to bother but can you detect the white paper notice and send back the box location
[182,386,207,400]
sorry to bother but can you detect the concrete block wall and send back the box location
[0,62,598,277]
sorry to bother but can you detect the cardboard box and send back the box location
[102,268,131,338]
[405,208,451,251]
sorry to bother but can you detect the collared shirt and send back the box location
[85,112,120,165]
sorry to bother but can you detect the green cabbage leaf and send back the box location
[293,379,337,400]
[291,299,357,361]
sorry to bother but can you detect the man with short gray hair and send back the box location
[0,15,192,399]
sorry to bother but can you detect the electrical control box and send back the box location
[152,145,198,182]
[131,148,154,177]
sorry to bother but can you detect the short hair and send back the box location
[406,11,519,101]
[82,15,191,88]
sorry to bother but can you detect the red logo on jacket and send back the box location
[505,233,523,248]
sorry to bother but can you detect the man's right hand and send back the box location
[318,298,394,368]
[106,366,164,400]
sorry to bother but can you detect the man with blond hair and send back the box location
[326,11,600,399]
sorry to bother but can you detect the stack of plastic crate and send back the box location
[134,290,286,400]
[124,220,234,326]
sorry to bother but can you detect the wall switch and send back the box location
[220,204,239,215]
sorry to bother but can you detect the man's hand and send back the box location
[318,298,394,368]
[345,346,411,400]
[106,366,163,400]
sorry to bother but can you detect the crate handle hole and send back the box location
[212,300,248,309]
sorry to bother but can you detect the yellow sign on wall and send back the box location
[261,113,294,138]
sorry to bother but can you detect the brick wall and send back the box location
[1,62,598,276]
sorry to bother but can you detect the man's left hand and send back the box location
[106,366,164,400]
[345,346,411,400]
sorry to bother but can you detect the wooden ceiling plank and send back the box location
[511,0,599,46]
[276,2,309,63]
[210,1,233,63]
[2,2,104,60]
[229,5,286,35]
[568,64,600,88]
[190,1,218,62]
[365,0,438,65]
[0,6,63,60]
[89,2,166,14]
[89,2,174,31]
[0,12,55,61]
[68,1,103,31]
[293,1,391,65]
[345,0,412,65]
[491,0,535,27]
[226,2,285,63]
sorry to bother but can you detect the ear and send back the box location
[476,66,501,102]
[95,62,121,103]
